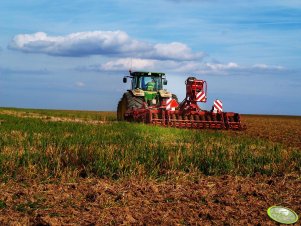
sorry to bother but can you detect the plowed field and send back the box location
[0,109,300,225]
[241,115,301,149]
[0,174,300,225]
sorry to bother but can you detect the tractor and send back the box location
[117,70,243,130]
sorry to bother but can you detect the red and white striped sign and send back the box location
[196,91,206,102]
[166,98,178,110]
[213,99,223,112]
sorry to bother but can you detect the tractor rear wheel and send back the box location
[117,96,127,121]
[126,92,144,110]
[117,92,144,121]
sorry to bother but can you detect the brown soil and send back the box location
[241,115,301,149]
[0,174,300,225]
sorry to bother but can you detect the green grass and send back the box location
[0,110,300,180]
[0,200,7,209]
[0,107,116,121]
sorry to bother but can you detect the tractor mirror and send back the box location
[123,77,127,83]
[163,79,168,85]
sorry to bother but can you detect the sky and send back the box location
[0,0,300,115]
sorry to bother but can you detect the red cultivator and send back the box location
[117,71,244,130]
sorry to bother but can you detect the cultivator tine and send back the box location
[127,107,243,131]
[145,110,239,130]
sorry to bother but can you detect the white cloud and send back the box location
[9,31,203,61]
[9,31,146,57]
[151,42,204,61]
[203,62,239,71]
[198,62,286,76]
[252,64,284,70]
[101,58,156,71]
[78,57,287,77]
[78,58,202,73]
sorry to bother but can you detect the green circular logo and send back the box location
[267,206,299,224]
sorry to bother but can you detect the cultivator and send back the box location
[117,71,244,130]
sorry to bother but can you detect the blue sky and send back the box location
[0,0,300,115]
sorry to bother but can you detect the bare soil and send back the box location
[0,174,300,225]
[241,115,301,149]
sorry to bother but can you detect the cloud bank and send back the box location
[9,31,204,61]
[78,57,286,77]
[9,31,286,77]
[198,62,286,76]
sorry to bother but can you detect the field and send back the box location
[0,108,300,225]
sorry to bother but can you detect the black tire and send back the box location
[117,92,144,121]
[126,92,144,110]
[117,95,127,121]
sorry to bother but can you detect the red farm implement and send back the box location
[117,71,244,130]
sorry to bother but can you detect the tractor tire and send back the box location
[117,96,127,121]
[117,92,144,121]
[126,92,144,110]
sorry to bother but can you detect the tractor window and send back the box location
[132,76,142,90]
[140,76,162,91]
[132,76,163,91]
[132,76,137,89]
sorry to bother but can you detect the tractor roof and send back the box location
[130,71,165,77]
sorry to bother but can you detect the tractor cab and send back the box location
[121,70,172,108]
[123,71,167,92]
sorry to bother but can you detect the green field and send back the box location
[0,108,300,181]
[0,108,300,225]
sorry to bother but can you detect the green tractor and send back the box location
[117,71,177,121]
[117,71,244,130]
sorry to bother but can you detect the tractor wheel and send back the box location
[117,92,144,121]
[117,96,127,121]
[126,92,144,110]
